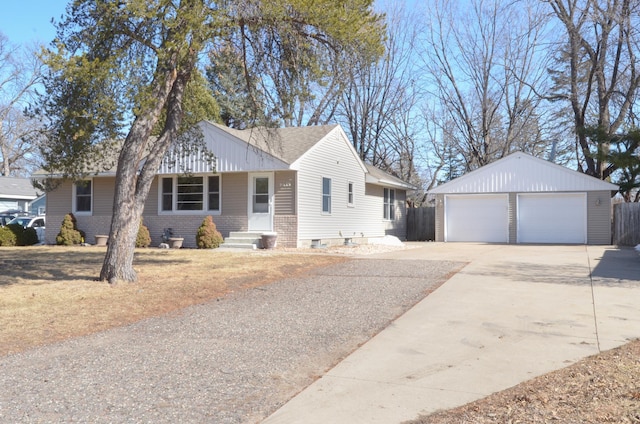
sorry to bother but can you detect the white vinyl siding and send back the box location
[296,129,381,241]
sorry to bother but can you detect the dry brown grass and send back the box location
[0,246,346,357]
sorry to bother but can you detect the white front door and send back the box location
[248,172,274,231]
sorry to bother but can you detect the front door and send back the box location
[248,172,274,231]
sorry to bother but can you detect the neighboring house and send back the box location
[428,152,619,244]
[41,121,415,248]
[30,194,46,216]
[0,177,39,214]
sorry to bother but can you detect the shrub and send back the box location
[196,216,223,249]
[0,226,17,246]
[21,228,39,246]
[56,214,83,245]
[136,219,151,248]
[7,224,39,246]
[68,212,86,241]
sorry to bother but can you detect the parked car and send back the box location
[0,214,16,227]
[7,216,46,244]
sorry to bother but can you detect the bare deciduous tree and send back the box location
[337,2,424,188]
[0,33,43,177]
[420,0,551,179]
[545,0,640,180]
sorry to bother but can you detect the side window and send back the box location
[347,181,354,206]
[322,177,331,213]
[161,177,173,211]
[384,188,395,220]
[74,180,92,214]
[208,175,220,212]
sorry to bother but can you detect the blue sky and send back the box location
[0,1,67,46]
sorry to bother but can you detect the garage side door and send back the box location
[445,195,509,242]
[517,193,586,244]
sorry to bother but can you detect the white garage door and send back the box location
[517,193,586,244]
[445,195,509,242]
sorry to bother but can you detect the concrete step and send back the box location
[219,242,257,250]
[228,231,264,239]
[223,231,262,249]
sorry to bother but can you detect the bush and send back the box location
[0,226,17,246]
[21,228,39,246]
[7,224,39,246]
[56,214,83,245]
[68,212,86,241]
[136,219,151,248]
[196,216,223,249]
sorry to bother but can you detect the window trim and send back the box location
[322,177,331,214]
[384,187,396,221]
[158,174,222,215]
[347,181,355,207]
[72,179,93,216]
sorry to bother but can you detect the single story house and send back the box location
[42,121,415,248]
[428,152,619,244]
[0,177,40,213]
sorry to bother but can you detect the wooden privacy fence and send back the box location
[613,202,640,246]
[406,207,435,241]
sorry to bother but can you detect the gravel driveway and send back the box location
[0,257,462,423]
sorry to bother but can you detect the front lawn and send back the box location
[0,246,346,356]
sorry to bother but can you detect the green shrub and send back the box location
[56,214,83,245]
[21,228,39,246]
[68,212,86,241]
[136,219,151,248]
[6,224,38,246]
[196,216,223,249]
[0,226,17,246]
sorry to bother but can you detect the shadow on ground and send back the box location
[590,247,640,283]
[464,247,640,288]
[0,247,188,286]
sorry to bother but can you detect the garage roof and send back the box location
[429,152,619,193]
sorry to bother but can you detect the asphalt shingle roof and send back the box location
[0,177,39,198]
[211,123,338,164]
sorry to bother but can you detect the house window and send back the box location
[177,176,203,210]
[161,177,173,211]
[160,175,221,214]
[208,176,220,211]
[74,180,92,214]
[384,188,395,220]
[322,177,331,213]
[347,181,354,206]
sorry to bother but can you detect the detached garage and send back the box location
[429,153,618,245]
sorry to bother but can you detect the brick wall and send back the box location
[47,214,247,248]
[274,215,298,248]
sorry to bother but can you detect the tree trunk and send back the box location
[98,48,197,284]
[98,73,181,284]
[98,130,153,284]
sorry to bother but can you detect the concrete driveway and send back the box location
[263,243,640,424]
